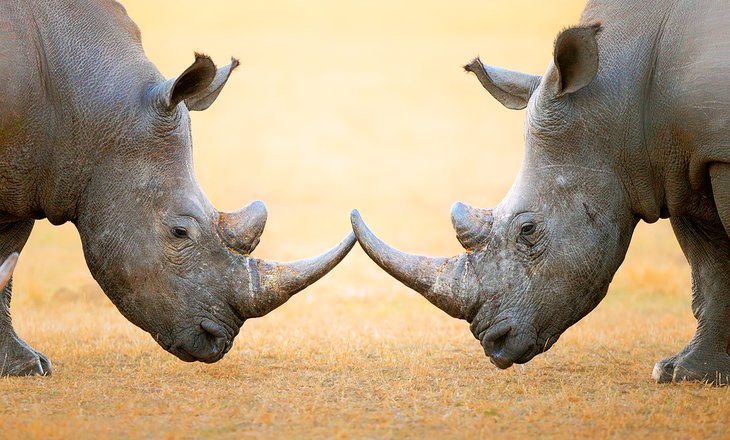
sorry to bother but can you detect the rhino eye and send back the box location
[520,223,536,236]
[171,226,189,239]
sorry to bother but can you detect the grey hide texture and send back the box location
[352,0,730,385]
[0,0,355,376]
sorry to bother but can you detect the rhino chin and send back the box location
[480,320,541,369]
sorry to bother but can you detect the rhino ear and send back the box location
[153,53,238,112]
[546,21,602,96]
[184,57,240,111]
[464,58,541,110]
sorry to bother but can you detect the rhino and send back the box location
[352,0,730,384]
[0,0,355,376]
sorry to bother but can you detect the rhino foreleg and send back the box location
[710,162,730,364]
[652,216,730,385]
[0,220,51,376]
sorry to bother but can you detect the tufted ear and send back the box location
[464,58,541,110]
[184,57,239,111]
[151,54,239,112]
[545,21,602,97]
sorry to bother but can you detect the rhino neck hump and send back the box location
[578,0,678,223]
[10,1,162,225]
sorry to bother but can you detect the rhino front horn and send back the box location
[350,210,476,320]
[0,253,18,290]
[241,233,357,318]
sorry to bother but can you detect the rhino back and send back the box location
[0,0,161,223]
[578,0,729,222]
[649,1,730,205]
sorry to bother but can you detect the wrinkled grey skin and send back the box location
[0,0,355,376]
[353,0,730,385]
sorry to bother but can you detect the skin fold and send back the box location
[352,0,730,385]
[0,0,355,376]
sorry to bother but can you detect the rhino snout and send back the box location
[479,319,539,369]
[169,319,233,364]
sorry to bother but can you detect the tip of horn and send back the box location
[350,208,362,224]
[450,202,493,251]
[350,209,370,244]
[0,252,19,290]
[350,209,372,251]
[247,200,267,218]
[463,57,482,73]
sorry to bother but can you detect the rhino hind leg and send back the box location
[0,220,51,376]
[0,278,52,376]
[0,316,53,377]
[652,217,730,385]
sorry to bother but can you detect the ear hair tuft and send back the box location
[463,57,481,73]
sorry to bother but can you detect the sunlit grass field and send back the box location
[1,0,728,438]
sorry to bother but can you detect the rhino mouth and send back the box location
[479,319,541,369]
[166,319,234,363]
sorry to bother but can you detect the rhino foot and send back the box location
[653,351,730,386]
[0,336,52,376]
[651,355,678,384]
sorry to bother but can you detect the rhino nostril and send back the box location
[200,319,229,359]
[481,322,513,355]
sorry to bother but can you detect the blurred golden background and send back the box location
[15,0,687,309]
[4,1,724,438]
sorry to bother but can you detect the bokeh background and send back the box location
[2,0,727,438]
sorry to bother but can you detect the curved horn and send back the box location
[241,233,356,318]
[0,253,18,290]
[218,200,268,255]
[351,210,476,320]
[451,202,493,251]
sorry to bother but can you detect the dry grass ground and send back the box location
[1,0,729,438]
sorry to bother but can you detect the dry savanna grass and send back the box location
[2,0,729,438]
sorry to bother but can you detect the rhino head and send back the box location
[352,23,639,369]
[76,54,354,363]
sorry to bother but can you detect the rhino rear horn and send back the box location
[350,210,476,320]
[218,200,268,255]
[451,202,493,251]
